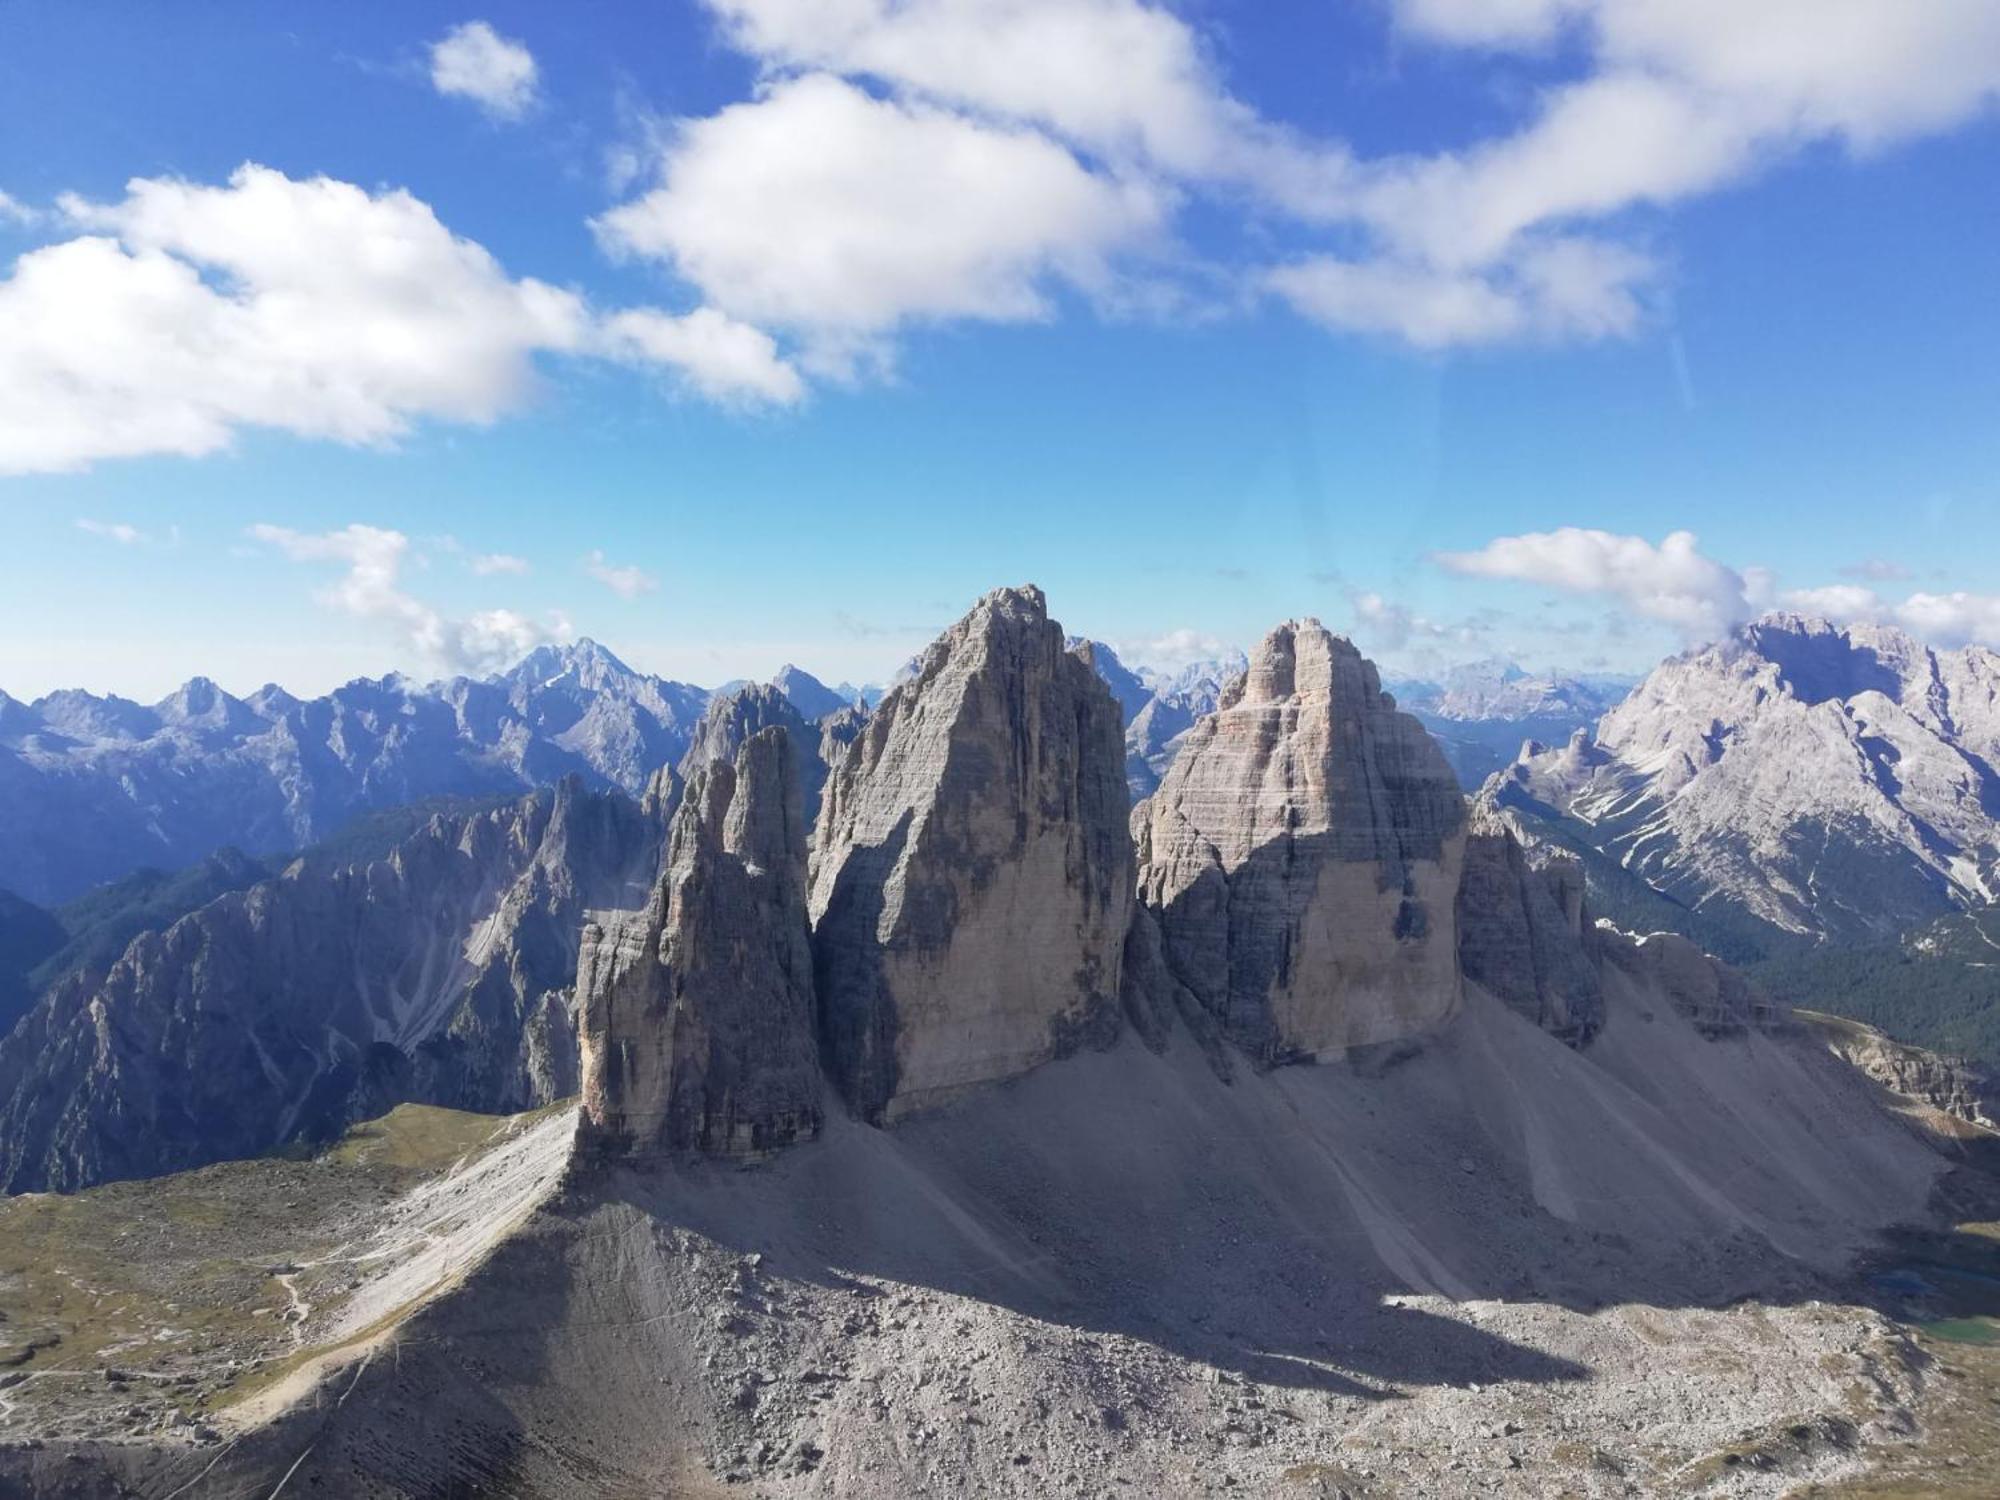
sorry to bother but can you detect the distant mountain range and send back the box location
[1385,661,1634,790]
[0,643,869,907]
[1481,615,2000,953]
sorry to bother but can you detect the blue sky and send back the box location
[2,1,1998,699]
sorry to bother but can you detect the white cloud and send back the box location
[1375,2,2000,272]
[594,72,1167,371]
[0,163,805,474]
[0,165,586,474]
[1111,627,1243,678]
[75,518,146,545]
[1776,583,1886,622]
[698,0,1348,213]
[1346,590,1489,651]
[1433,527,2000,652]
[429,21,540,120]
[1894,591,2000,648]
[251,522,560,673]
[583,549,658,599]
[657,2,2000,357]
[1267,235,1648,347]
[1776,582,2000,648]
[0,189,40,226]
[1434,528,1753,640]
[600,305,803,405]
[469,552,530,576]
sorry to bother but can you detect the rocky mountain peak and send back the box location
[1133,617,1469,1066]
[1489,613,2000,944]
[810,583,1132,1121]
[578,726,821,1160]
[679,683,833,826]
[769,663,850,721]
[505,637,639,693]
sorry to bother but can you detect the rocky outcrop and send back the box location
[818,704,868,772]
[678,683,832,826]
[1596,928,1788,1036]
[579,728,821,1159]
[809,586,1133,1122]
[1801,1011,1997,1128]
[0,779,663,1192]
[1133,620,1468,1066]
[1455,819,1603,1045]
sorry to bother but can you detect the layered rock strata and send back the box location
[809,586,1133,1121]
[578,728,821,1158]
[1132,620,1469,1065]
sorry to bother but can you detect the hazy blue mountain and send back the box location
[769,663,853,721]
[1385,661,1632,790]
[0,640,710,905]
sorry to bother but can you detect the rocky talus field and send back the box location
[2,588,1998,1498]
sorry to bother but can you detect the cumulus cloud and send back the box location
[652,0,2000,358]
[633,1,2000,359]
[697,0,1347,212]
[0,189,39,226]
[1895,591,2000,648]
[1432,527,2000,652]
[469,552,530,576]
[1774,582,2000,648]
[0,164,802,474]
[251,522,560,673]
[583,549,659,599]
[596,73,1165,373]
[600,305,804,405]
[429,21,539,120]
[1434,528,1754,640]
[1111,627,1244,679]
[1367,2,2000,275]
[1266,236,1649,347]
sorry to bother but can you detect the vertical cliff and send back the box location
[578,727,821,1158]
[809,586,1133,1121]
[1132,620,1469,1065]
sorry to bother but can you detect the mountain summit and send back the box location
[1481,614,2000,945]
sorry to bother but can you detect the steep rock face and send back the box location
[817,704,868,772]
[0,780,661,1192]
[1455,820,1603,1045]
[1481,616,2000,945]
[678,684,832,827]
[579,728,821,1158]
[809,586,1133,1121]
[1133,621,1469,1065]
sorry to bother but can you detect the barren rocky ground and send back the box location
[1,996,1995,1498]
